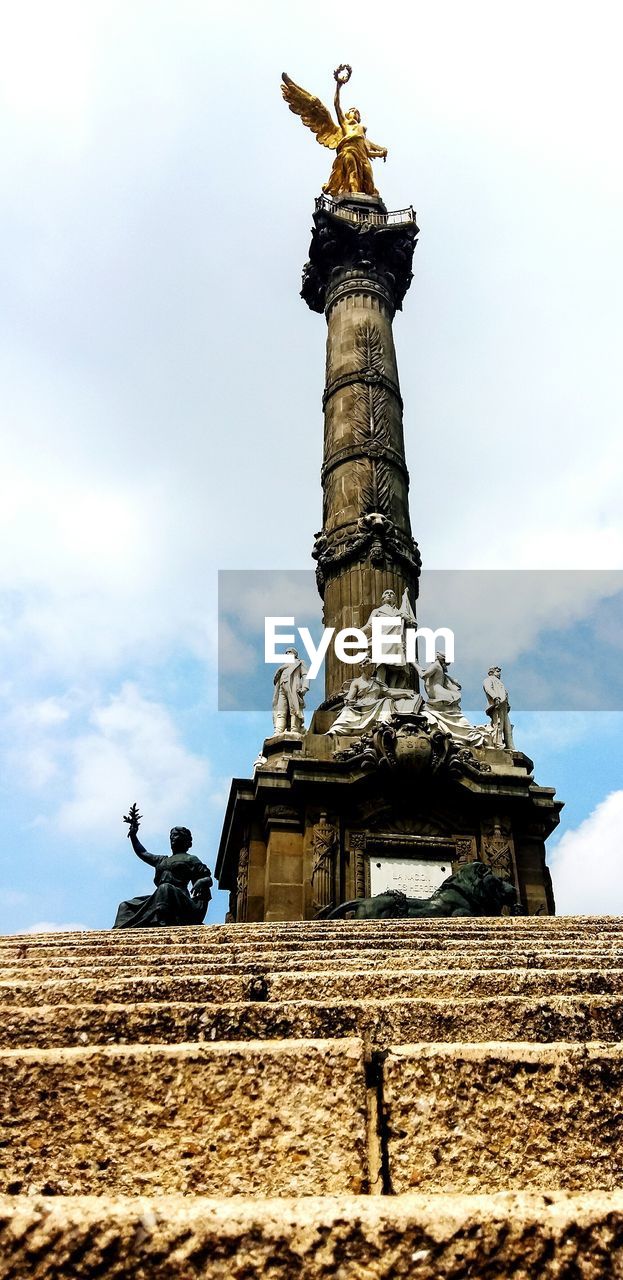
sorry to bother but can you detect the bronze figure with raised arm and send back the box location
[113,803,213,929]
[281,64,388,197]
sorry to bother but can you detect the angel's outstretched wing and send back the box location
[281,73,342,150]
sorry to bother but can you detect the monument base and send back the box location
[216,717,560,922]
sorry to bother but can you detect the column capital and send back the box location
[301,195,419,315]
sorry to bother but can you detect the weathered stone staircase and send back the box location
[2,918,623,1276]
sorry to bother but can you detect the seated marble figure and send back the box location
[327,658,419,736]
[113,814,212,929]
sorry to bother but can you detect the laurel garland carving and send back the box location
[351,322,391,449]
[355,319,385,375]
[375,458,392,513]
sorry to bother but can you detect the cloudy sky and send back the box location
[1,0,622,932]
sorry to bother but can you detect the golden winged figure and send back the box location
[281,64,387,198]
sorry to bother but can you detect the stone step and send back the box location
[1,1190,622,1279]
[384,1042,623,1193]
[4,917,623,955]
[6,936,623,960]
[3,966,623,1009]
[4,995,623,1050]
[2,948,623,980]
[0,1039,369,1198]
[6,916,623,941]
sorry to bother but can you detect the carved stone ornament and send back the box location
[447,745,493,781]
[333,721,398,770]
[265,804,300,824]
[236,843,250,921]
[301,200,419,314]
[349,831,368,898]
[393,715,452,774]
[454,836,477,866]
[312,512,420,595]
[481,818,516,883]
[311,816,339,912]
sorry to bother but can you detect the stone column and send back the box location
[303,195,421,699]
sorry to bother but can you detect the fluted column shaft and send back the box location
[303,196,420,698]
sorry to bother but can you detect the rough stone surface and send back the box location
[0,1039,368,1197]
[5,994,623,1051]
[385,1042,623,1193]
[1,1191,623,1279]
[4,917,623,1276]
[3,965,623,1006]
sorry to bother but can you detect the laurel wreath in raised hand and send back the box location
[334,64,352,85]
[123,802,142,836]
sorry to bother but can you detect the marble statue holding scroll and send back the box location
[317,860,519,919]
[113,804,212,929]
[272,647,309,735]
[415,651,491,747]
[483,665,515,750]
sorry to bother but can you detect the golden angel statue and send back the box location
[281,64,388,198]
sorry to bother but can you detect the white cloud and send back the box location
[551,791,623,915]
[514,712,623,756]
[418,571,623,670]
[55,683,209,837]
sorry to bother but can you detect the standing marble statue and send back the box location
[113,805,213,929]
[483,665,515,750]
[273,647,309,735]
[363,587,416,688]
[416,652,490,747]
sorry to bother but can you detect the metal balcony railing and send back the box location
[315,194,416,227]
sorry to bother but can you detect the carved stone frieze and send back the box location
[367,813,446,837]
[264,804,301,829]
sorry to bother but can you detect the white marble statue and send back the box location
[415,651,491,747]
[483,665,515,750]
[272,648,309,735]
[362,587,416,687]
[326,658,419,736]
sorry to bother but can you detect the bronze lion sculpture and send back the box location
[317,859,520,920]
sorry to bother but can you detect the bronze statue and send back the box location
[113,804,212,928]
[316,860,521,919]
[281,65,387,197]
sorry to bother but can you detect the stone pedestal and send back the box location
[216,719,560,920]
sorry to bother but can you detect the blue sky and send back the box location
[1,0,623,931]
